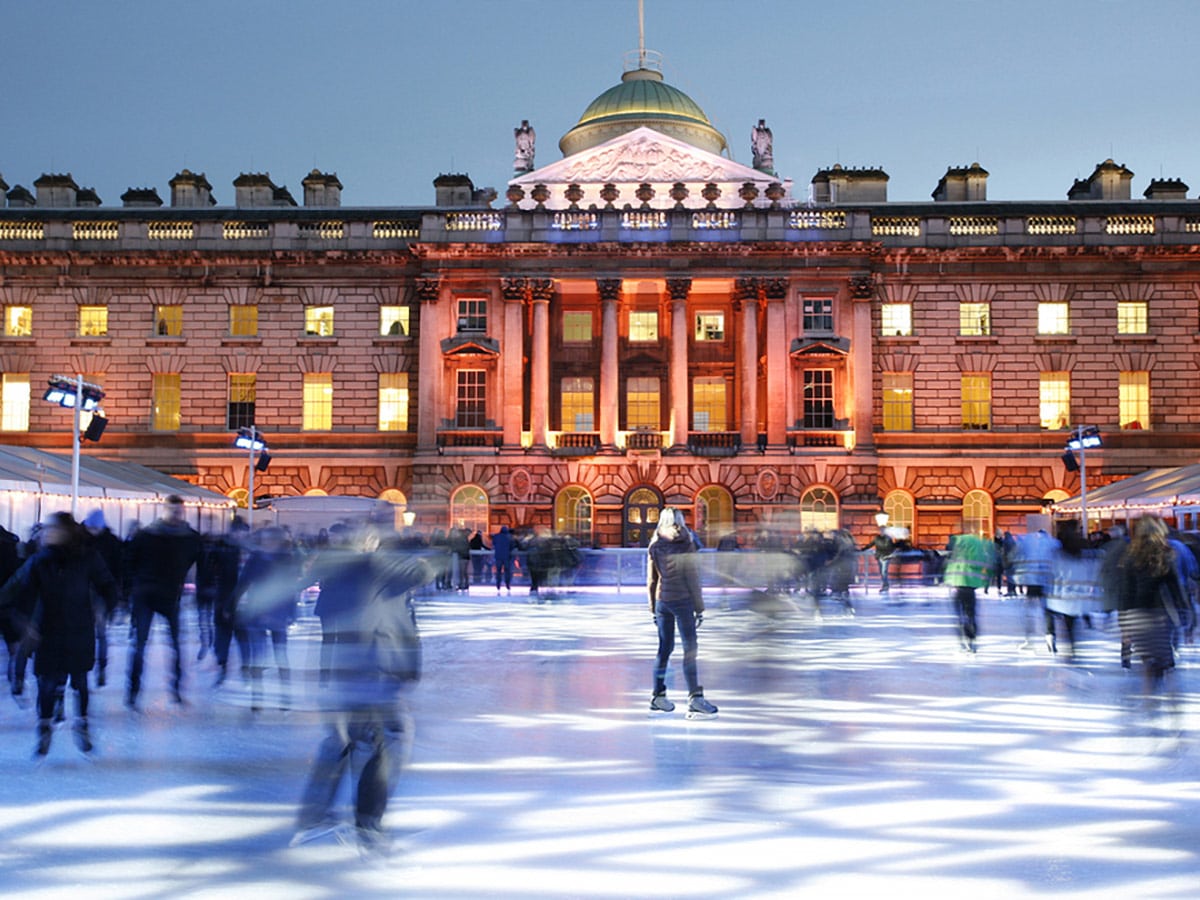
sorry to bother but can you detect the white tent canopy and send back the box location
[1052,463,1200,526]
[0,445,234,539]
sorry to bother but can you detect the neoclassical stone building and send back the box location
[2,54,1199,546]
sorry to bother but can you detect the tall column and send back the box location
[735,278,760,447]
[500,277,528,449]
[597,278,621,450]
[666,278,691,449]
[529,278,554,451]
[762,278,789,446]
[415,278,442,451]
[849,275,876,450]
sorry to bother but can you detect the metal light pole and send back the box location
[70,375,82,520]
[234,426,268,529]
[1078,425,1087,538]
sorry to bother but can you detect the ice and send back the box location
[1,583,1198,898]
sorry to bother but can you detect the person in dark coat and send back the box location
[82,509,124,688]
[124,495,202,709]
[0,523,27,703]
[491,525,514,594]
[235,526,301,711]
[311,523,375,687]
[1115,516,1184,693]
[199,518,249,687]
[647,507,717,717]
[0,512,120,756]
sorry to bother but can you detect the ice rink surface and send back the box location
[2,582,1198,899]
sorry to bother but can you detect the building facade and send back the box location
[2,57,1199,546]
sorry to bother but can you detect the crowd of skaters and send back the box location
[0,496,437,856]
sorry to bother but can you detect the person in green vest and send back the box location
[944,526,997,653]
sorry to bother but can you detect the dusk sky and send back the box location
[2,0,1195,208]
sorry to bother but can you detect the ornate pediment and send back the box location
[509,127,788,211]
[790,337,851,359]
[441,335,500,358]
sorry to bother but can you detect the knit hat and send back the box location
[83,509,106,530]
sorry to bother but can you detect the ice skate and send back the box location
[649,692,675,713]
[685,691,718,719]
[73,717,94,754]
[290,817,347,847]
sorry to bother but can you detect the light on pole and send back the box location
[42,374,106,520]
[234,426,270,528]
[1064,425,1102,537]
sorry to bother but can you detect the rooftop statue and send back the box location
[514,120,536,173]
[751,119,774,174]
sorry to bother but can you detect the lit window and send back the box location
[4,306,32,337]
[379,373,409,431]
[304,306,334,336]
[455,369,486,428]
[449,484,488,534]
[1117,301,1147,335]
[803,296,834,333]
[79,306,108,337]
[883,490,915,537]
[882,372,913,431]
[1039,371,1070,430]
[694,312,725,341]
[801,486,838,533]
[1037,302,1069,335]
[629,310,658,342]
[555,486,593,542]
[881,304,912,337]
[302,373,333,430]
[692,376,727,431]
[456,298,487,333]
[155,305,183,336]
[1119,370,1149,430]
[227,373,256,430]
[1,374,30,431]
[380,306,409,337]
[803,369,835,428]
[229,305,258,337]
[560,377,594,431]
[626,376,660,430]
[152,373,181,431]
[563,311,592,343]
[962,490,993,537]
[959,303,990,336]
[961,373,991,430]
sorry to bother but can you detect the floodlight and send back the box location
[1066,426,1101,452]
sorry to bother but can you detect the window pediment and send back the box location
[441,335,500,358]
[790,337,850,359]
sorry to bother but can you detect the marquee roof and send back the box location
[1052,464,1200,516]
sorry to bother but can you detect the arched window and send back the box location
[962,489,993,537]
[1043,489,1069,505]
[555,486,593,543]
[800,486,839,533]
[696,485,734,548]
[379,488,409,531]
[883,490,915,538]
[304,488,328,496]
[450,485,489,534]
[228,487,249,510]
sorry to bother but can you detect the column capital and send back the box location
[529,278,555,303]
[596,278,622,302]
[665,278,692,303]
[500,276,528,302]
[761,278,789,301]
[733,277,760,302]
[849,274,876,300]
[414,278,440,303]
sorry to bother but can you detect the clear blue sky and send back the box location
[2,0,1194,207]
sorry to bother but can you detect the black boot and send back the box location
[35,719,52,757]
[73,717,93,754]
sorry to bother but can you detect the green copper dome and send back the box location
[559,67,728,158]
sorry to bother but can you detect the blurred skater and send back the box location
[125,495,202,709]
[81,510,124,688]
[1114,516,1184,693]
[0,513,120,757]
[235,526,301,711]
[944,526,996,653]
[292,540,432,857]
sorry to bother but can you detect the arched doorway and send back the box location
[800,486,839,533]
[695,485,733,548]
[624,486,663,547]
[450,484,489,534]
[379,488,409,531]
[554,486,593,544]
[962,489,993,537]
